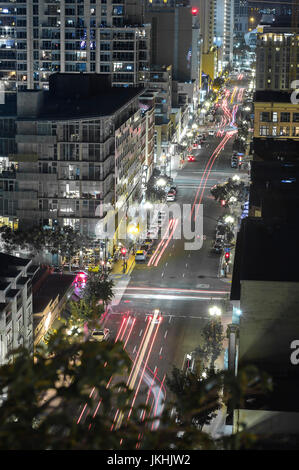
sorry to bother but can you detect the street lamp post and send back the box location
[209,306,222,317]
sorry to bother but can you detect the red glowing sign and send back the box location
[191,7,199,15]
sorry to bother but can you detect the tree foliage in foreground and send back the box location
[0,326,279,450]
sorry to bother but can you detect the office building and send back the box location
[230,217,299,441]
[145,3,201,87]
[234,0,248,38]
[248,0,293,31]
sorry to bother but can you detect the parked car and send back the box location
[212,241,223,254]
[169,185,177,194]
[90,328,110,342]
[135,250,147,262]
[187,155,195,162]
[167,192,176,202]
[231,155,238,168]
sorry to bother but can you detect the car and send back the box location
[167,193,176,202]
[212,241,223,254]
[169,185,177,193]
[208,130,215,136]
[135,250,147,262]
[90,328,110,342]
[187,155,195,162]
[143,238,154,247]
[140,243,149,252]
[231,156,238,168]
[88,264,99,272]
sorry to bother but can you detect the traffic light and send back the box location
[225,252,230,262]
[121,247,127,256]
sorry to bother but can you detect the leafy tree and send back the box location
[145,178,166,202]
[201,319,225,368]
[0,224,89,268]
[83,271,114,309]
[213,76,225,91]
[210,178,249,208]
[166,366,222,430]
[0,320,277,450]
[0,326,148,450]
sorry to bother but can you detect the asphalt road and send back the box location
[78,78,249,429]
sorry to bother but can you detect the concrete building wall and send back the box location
[145,6,200,85]
[239,280,299,370]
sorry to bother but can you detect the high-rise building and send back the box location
[214,0,234,68]
[234,0,248,38]
[145,3,201,86]
[0,1,151,93]
[248,0,293,32]
[196,0,218,84]
[256,25,299,91]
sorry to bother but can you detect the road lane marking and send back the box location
[164,330,168,339]
[139,329,143,336]
[115,310,160,428]
[123,293,226,301]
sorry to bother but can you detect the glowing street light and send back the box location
[209,306,222,317]
[144,201,153,209]
[156,178,167,187]
[224,215,235,224]
[127,223,139,235]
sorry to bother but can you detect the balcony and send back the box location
[0,190,37,200]
[15,135,57,144]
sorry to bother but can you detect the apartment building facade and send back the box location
[256,26,299,92]
[0,74,153,241]
[254,91,299,140]
[0,0,151,93]
[214,0,234,69]
[0,253,37,365]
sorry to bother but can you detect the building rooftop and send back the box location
[254,90,292,103]
[33,273,76,314]
[0,281,10,291]
[231,218,299,300]
[0,252,31,270]
[18,73,144,121]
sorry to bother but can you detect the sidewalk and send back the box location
[110,253,135,276]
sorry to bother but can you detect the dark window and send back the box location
[260,112,270,122]
[280,112,290,122]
